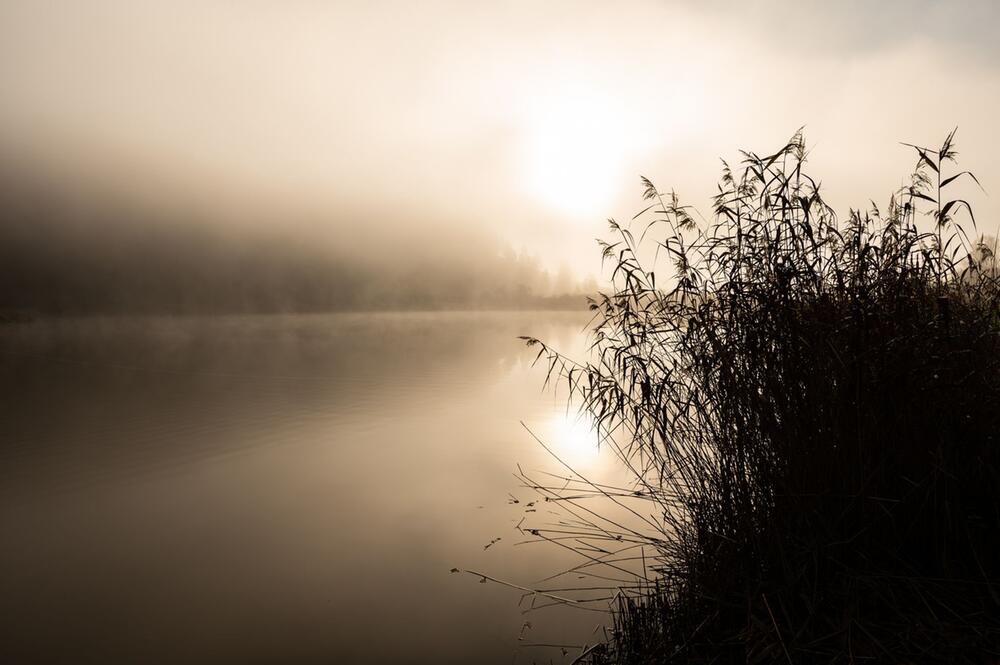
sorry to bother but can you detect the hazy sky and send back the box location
[1,0,998,278]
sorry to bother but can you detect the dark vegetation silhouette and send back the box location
[519,131,1000,663]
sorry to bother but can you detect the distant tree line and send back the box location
[0,186,593,316]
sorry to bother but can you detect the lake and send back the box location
[0,311,631,664]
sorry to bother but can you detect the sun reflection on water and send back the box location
[546,410,601,468]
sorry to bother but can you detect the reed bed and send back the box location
[517,131,1000,663]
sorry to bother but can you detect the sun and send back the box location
[519,93,637,220]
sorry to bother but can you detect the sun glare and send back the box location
[519,94,637,219]
[548,411,601,466]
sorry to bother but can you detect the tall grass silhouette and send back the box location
[519,130,1000,663]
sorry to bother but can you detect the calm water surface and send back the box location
[0,312,623,664]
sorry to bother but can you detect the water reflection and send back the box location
[544,412,602,468]
[0,312,626,665]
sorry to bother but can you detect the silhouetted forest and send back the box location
[0,174,591,316]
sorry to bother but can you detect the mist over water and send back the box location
[0,174,590,315]
[3,0,998,292]
[0,311,626,664]
[3,1,1000,662]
